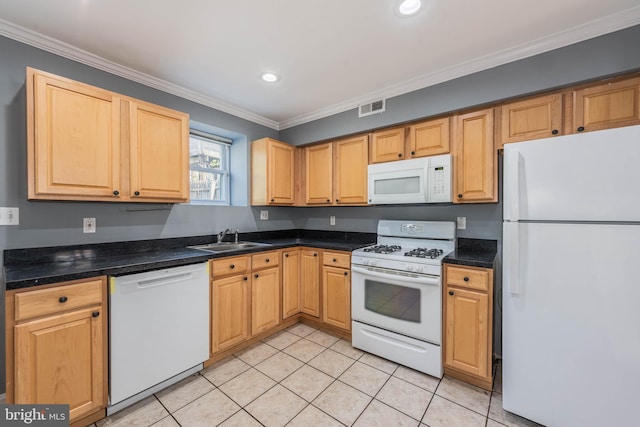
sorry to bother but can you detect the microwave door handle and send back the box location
[351,265,440,286]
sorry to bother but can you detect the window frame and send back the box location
[188,130,231,205]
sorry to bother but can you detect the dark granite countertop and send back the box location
[444,238,497,269]
[3,229,376,290]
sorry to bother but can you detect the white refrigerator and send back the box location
[502,125,640,427]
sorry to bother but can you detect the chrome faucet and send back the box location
[217,228,232,243]
[234,229,240,243]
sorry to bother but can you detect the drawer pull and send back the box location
[463,277,469,282]
[92,311,100,318]
[254,274,259,278]
[285,254,289,258]
[59,296,68,303]
[551,129,559,135]
[230,264,235,269]
[313,253,317,257]
[577,126,585,132]
[266,258,270,263]
[243,276,248,281]
[449,291,454,296]
[113,190,120,196]
[344,271,348,276]
[333,258,337,262]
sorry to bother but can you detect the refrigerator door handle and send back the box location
[504,222,521,295]
[504,149,521,221]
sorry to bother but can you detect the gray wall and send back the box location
[2,25,640,393]
[280,25,640,145]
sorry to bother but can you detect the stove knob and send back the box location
[404,263,414,272]
[370,260,378,267]
[415,265,424,273]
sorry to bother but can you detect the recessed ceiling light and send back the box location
[397,0,422,16]
[261,72,280,83]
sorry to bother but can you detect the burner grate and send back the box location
[404,248,444,259]
[363,244,402,254]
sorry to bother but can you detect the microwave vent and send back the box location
[358,99,386,117]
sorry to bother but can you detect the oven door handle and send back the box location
[351,265,440,286]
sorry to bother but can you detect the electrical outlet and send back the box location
[83,217,96,233]
[457,216,466,230]
[330,216,336,226]
[260,210,269,220]
[0,207,19,225]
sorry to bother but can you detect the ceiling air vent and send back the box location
[358,99,386,118]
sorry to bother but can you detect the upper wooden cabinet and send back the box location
[498,94,563,147]
[454,108,497,203]
[408,117,451,158]
[305,143,333,204]
[251,138,295,205]
[303,134,368,206]
[333,135,369,205]
[370,127,406,163]
[26,67,190,203]
[573,76,640,133]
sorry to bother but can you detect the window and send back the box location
[189,130,231,204]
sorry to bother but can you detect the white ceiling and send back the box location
[1,0,640,130]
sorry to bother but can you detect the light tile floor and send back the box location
[95,323,541,427]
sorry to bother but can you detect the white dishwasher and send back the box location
[108,262,209,414]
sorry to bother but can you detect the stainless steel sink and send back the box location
[189,242,272,253]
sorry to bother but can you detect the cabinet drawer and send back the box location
[445,265,490,292]
[14,279,103,321]
[211,256,250,278]
[252,251,280,270]
[323,251,351,268]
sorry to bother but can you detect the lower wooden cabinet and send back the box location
[251,264,280,335]
[443,264,494,390]
[282,249,302,318]
[211,272,250,353]
[6,277,107,424]
[282,248,321,319]
[300,249,321,317]
[322,251,351,332]
[211,252,281,354]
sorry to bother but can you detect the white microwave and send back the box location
[367,154,452,204]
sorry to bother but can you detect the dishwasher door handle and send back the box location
[135,272,193,289]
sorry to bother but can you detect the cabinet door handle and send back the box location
[398,153,402,158]
[243,276,248,281]
[113,190,120,196]
[313,253,317,257]
[265,258,270,263]
[344,271,349,276]
[463,277,469,282]
[285,253,289,258]
[254,274,259,278]
[92,311,100,318]
[551,129,559,135]
[270,198,275,202]
[59,296,68,303]
[411,151,415,155]
[336,199,339,202]
[457,194,463,199]
[333,258,337,262]
[577,126,585,132]
[230,264,235,269]
[448,291,454,296]
[326,199,330,203]
[134,191,140,196]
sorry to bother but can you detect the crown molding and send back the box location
[0,18,280,130]
[278,6,640,129]
[2,6,640,133]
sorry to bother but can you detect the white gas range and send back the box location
[351,220,455,378]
